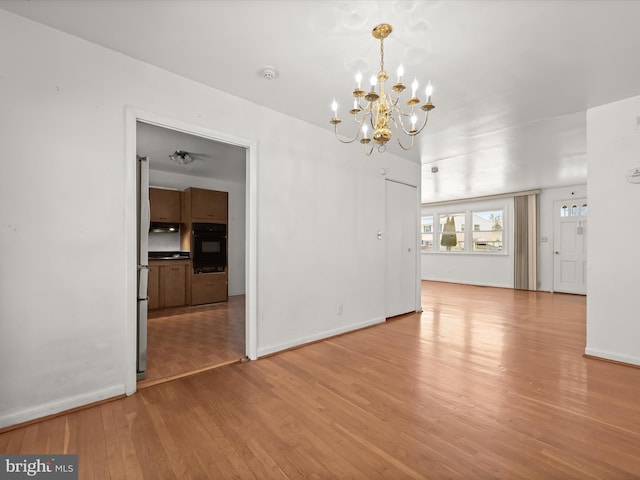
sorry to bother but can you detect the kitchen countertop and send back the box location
[148,251,190,261]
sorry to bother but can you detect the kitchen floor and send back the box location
[138,295,245,388]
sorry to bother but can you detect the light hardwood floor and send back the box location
[2,282,640,479]
[139,295,246,387]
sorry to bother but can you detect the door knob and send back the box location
[554,251,560,255]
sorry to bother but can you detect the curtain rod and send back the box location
[422,189,541,207]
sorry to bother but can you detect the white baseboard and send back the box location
[584,347,640,367]
[421,277,513,289]
[0,384,125,429]
[257,317,386,358]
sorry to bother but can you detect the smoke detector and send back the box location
[260,66,278,80]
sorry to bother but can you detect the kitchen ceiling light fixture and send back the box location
[169,150,194,165]
[330,23,435,155]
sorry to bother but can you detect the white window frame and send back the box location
[421,203,508,255]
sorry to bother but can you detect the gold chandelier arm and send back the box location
[388,115,415,151]
[390,105,432,137]
[411,110,432,136]
[390,106,415,136]
[352,104,372,124]
[397,135,416,151]
[333,113,370,144]
[364,141,374,156]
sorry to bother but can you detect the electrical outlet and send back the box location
[336,303,343,315]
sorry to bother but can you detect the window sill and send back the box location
[421,251,508,257]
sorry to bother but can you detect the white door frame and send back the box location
[552,198,587,294]
[124,107,258,395]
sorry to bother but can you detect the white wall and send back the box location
[537,184,587,292]
[0,11,420,427]
[422,187,592,291]
[585,95,640,366]
[421,197,515,288]
[149,170,246,296]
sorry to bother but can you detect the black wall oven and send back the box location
[192,223,227,273]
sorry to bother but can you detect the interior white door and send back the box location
[553,198,587,294]
[385,180,418,318]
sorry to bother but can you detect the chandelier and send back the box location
[330,23,435,155]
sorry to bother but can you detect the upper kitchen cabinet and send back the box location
[187,188,228,223]
[149,188,181,223]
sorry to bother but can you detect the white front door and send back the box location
[553,199,587,294]
[385,180,418,317]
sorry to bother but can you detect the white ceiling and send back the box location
[3,0,640,202]
[137,122,247,185]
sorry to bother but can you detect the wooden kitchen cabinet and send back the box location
[149,187,181,223]
[163,264,187,307]
[188,188,228,223]
[148,260,188,309]
[147,264,160,310]
[191,272,227,305]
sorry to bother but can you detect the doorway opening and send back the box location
[125,108,257,394]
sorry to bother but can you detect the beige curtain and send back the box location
[514,193,538,290]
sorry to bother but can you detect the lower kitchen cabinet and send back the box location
[163,264,188,307]
[191,272,227,305]
[148,261,188,309]
[148,264,160,310]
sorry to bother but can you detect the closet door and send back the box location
[385,180,419,318]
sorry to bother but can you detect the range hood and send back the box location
[149,222,180,233]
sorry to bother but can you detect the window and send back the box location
[571,204,579,216]
[422,205,506,254]
[560,205,568,217]
[421,215,434,251]
[439,213,465,252]
[471,210,503,252]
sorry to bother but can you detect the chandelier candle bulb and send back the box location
[330,99,341,124]
[360,124,371,144]
[411,78,418,97]
[397,64,404,83]
[350,98,360,115]
[356,72,362,89]
[426,81,433,101]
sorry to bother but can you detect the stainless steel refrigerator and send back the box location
[136,155,150,380]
